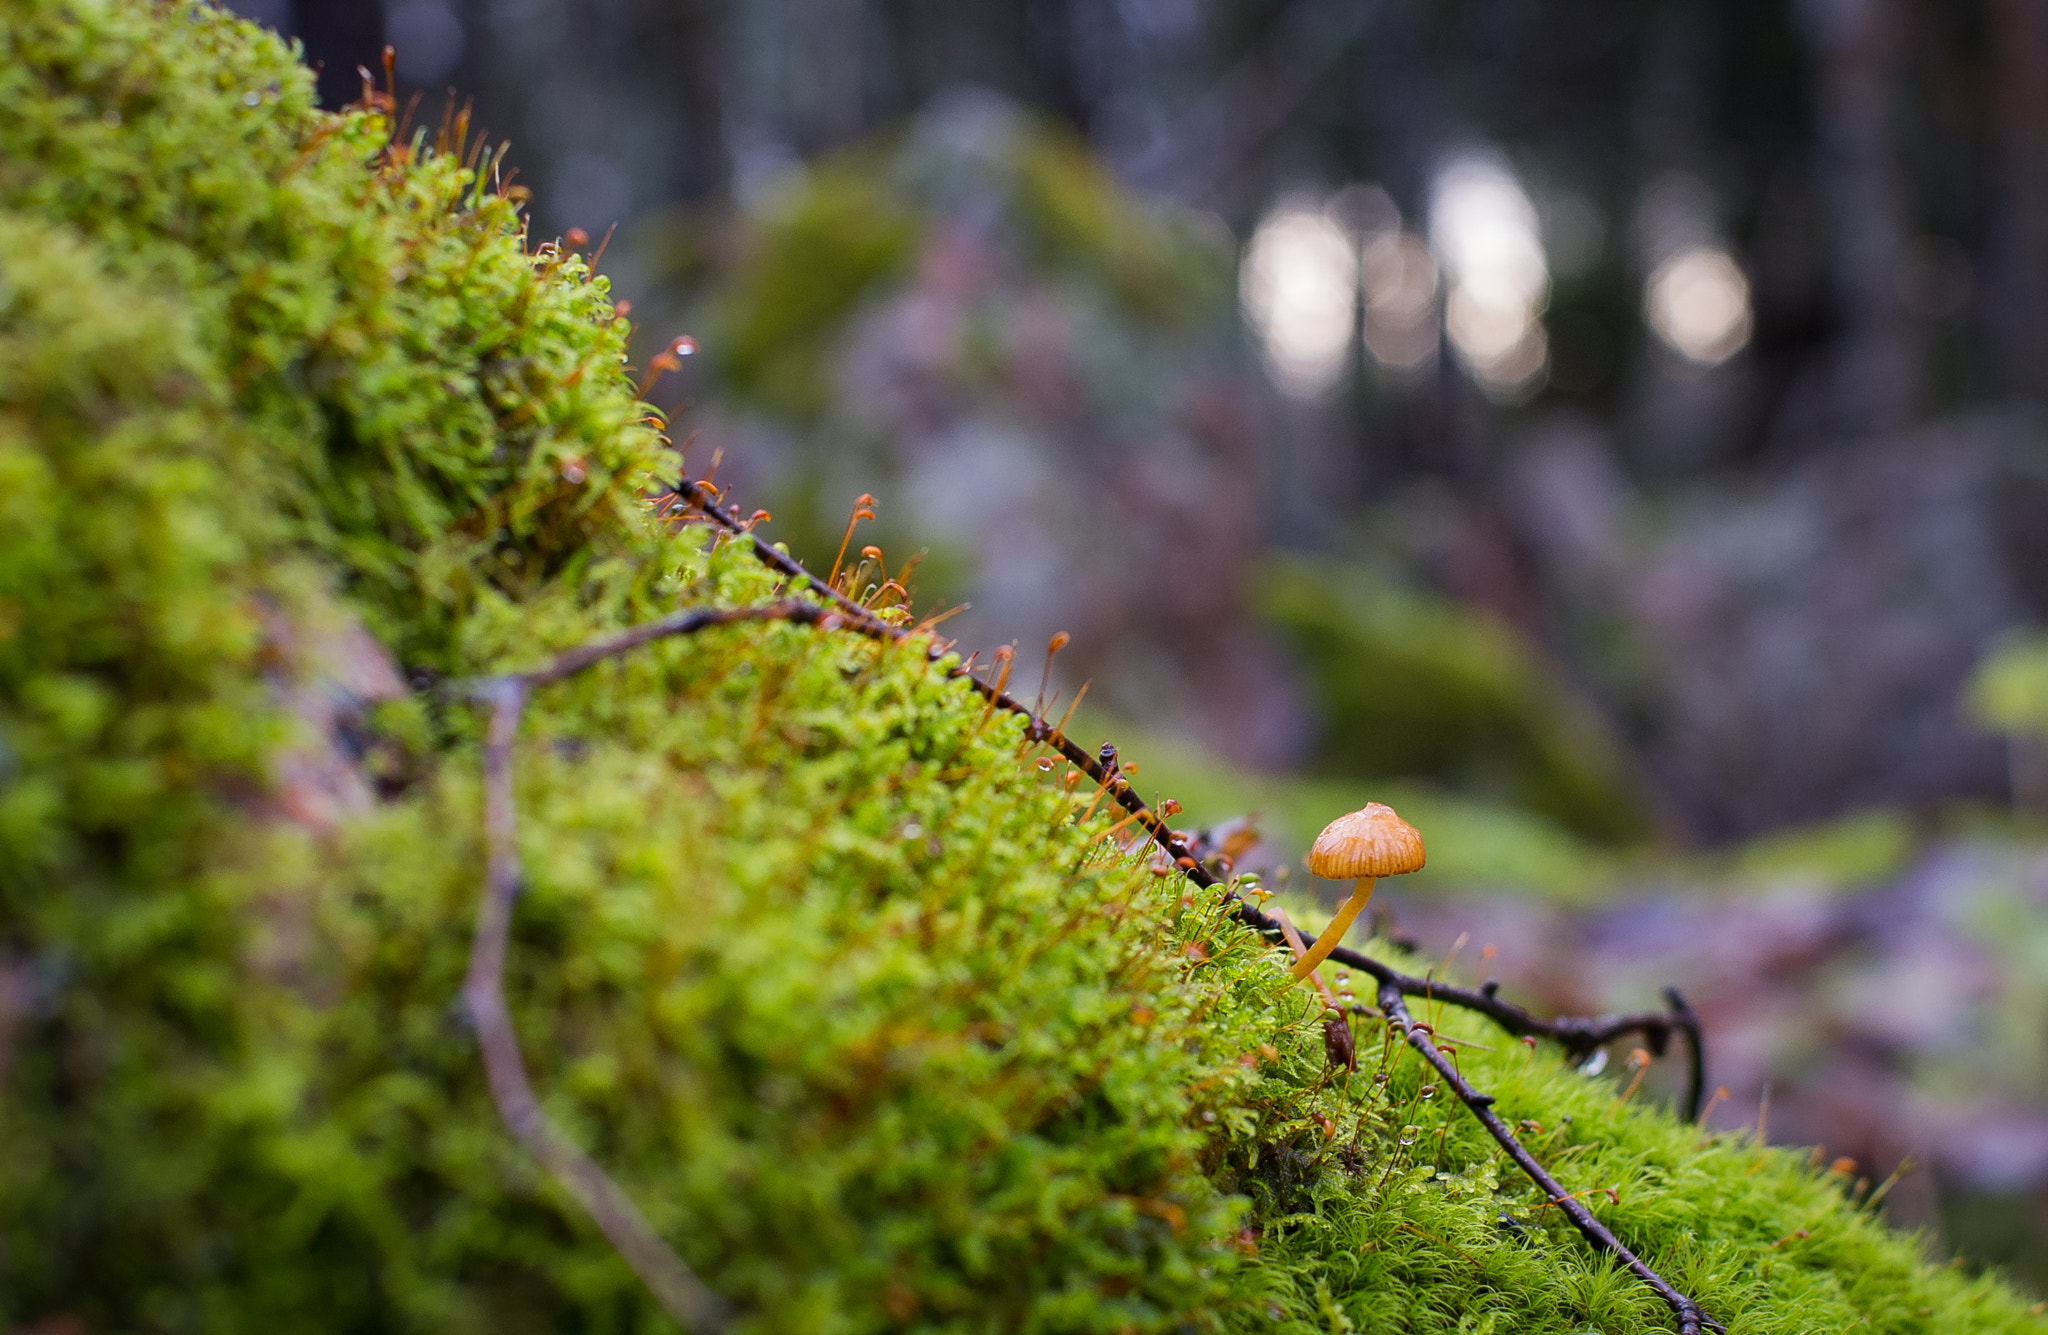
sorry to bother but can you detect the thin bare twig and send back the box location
[458,606,833,1332]
[452,475,1715,1329]
[1377,983,1722,1335]
[670,478,1707,1120]
[1326,959,1707,1122]
[466,677,728,1331]
[522,601,830,685]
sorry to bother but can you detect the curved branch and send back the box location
[475,578,1713,1326]
[1310,944,1707,1121]
[562,479,1725,1325]
[463,677,731,1332]
[673,477,1707,1119]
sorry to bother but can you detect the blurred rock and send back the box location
[1502,413,2048,842]
[691,91,1308,770]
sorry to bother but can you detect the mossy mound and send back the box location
[0,4,2042,1332]
[702,100,1228,423]
[1261,558,1648,847]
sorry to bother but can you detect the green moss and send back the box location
[699,102,1229,431]
[710,161,923,416]
[1723,809,1917,890]
[1262,557,1651,846]
[1203,918,2044,1333]
[1969,631,2048,744]
[0,4,2042,1333]
[1009,127,1227,329]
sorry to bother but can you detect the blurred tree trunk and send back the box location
[1988,0,2048,398]
[793,0,868,151]
[1804,0,1918,436]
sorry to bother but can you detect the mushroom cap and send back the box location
[1306,803,1425,880]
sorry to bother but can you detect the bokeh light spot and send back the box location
[1429,154,1549,400]
[1644,246,1752,365]
[1241,200,1359,399]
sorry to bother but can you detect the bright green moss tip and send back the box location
[0,3,2041,1332]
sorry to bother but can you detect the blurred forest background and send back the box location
[233,0,2048,1290]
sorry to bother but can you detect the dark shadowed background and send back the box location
[232,0,2048,1291]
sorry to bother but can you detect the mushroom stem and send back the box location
[1271,907,1343,1010]
[1289,877,1376,981]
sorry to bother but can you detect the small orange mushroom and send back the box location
[1289,802,1425,981]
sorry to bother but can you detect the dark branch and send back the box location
[1377,984,1722,1335]
[672,477,1706,1121]
[521,601,828,685]
[445,475,1712,1326]
[1310,943,1707,1122]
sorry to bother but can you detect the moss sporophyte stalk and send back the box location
[1,2,2045,1332]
